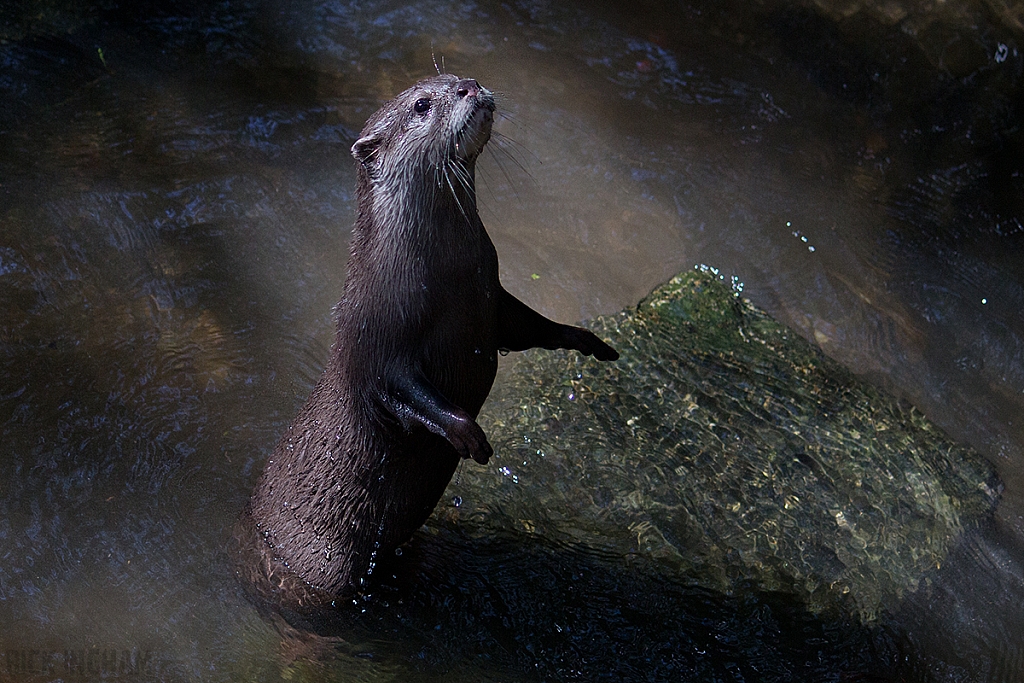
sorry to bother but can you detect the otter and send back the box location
[237,74,618,614]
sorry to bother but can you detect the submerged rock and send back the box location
[442,267,1000,620]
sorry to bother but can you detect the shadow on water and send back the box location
[2,0,1024,681]
[266,526,904,682]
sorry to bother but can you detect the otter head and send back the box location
[351,74,495,197]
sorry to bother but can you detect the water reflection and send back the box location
[1,0,1022,680]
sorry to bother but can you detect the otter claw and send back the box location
[567,327,620,361]
[470,446,492,465]
[586,339,619,361]
[446,420,493,464]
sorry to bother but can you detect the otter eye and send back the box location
[413,98,431,114]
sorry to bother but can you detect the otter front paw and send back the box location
[565,327,620,361]
[446,419,494,465]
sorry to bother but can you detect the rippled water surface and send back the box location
[1,0,1022,680]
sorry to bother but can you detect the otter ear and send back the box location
[351,133,382,165]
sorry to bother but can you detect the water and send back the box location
[1,0,1022,680]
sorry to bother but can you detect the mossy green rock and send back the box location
[442,268,1000,620]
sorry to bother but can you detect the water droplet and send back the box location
[568,392,576,401]
[395,547,403,556]
[452,495,462,507]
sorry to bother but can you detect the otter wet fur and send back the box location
[237,74,618,616]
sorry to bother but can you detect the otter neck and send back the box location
[432,157,478,216]
[375,158,481,237]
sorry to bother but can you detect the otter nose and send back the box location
[456,79,480,99]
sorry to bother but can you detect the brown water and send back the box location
[1,0,1022,680]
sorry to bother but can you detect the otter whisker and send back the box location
[486,140,532,191]
[435,136,457,189]
[491,130,539,171]
[447,127,476,194]
[441,158,471,222]
[446,138,466,193]
[493,110,527,132]
[445,170,470,223]
[478,131,537,200]
[448,156,473,194]
[480,149,517,199]
[490,90,516,109]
